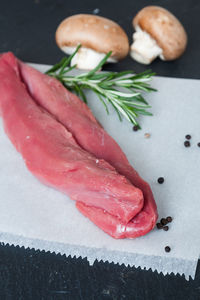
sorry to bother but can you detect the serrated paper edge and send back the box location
[0,231,197,281]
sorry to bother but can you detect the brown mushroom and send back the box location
[56,14,129,70]
[130,6,187,64]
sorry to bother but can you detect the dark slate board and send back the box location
[0,0,200,299]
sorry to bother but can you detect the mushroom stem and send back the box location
[61,46,117,70]
[130,27,163,65]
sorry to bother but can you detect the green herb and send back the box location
[46,45,156,127]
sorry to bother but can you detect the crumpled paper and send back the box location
[0,64,200,280]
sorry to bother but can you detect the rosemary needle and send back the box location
[46,45,156,127]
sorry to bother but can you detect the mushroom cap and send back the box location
[133,6,187,60]
[56,14,129,60]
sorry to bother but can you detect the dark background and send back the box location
[0,0,200,299]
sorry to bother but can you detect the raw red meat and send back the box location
[19,58,158,238]
[0,52,144,224]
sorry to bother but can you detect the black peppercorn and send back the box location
[133,125,139,131]
[157,177,164,184]
[166,216,172,223]
[160,218,168,225]
[185,134,191,140]
[156,223,163,229]
[163,226,169,231]
[184,141,190,147]
[197,142,200,148]
[165,246,171,253]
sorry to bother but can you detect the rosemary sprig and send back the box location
[46,46,156,127]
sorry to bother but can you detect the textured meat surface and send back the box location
[20,62,129,166]
[0,52,144,224]
[20,60,158,238]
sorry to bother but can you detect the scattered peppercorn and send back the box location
[160,218,168,226]
[157,177,164,184]
[156,223,163,229]
[184,141,190,147]
[163,226,169,231]
[133,125,139,131]
[185,134,191,140]
[165,246,171,253]
[166,216,172,223]
[197,142,200,147]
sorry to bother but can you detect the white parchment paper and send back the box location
[0,64,200,280]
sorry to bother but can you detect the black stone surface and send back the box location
[0,0,200,299]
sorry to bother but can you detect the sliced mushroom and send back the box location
[130,6,187,64]
[56,14,129,70]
